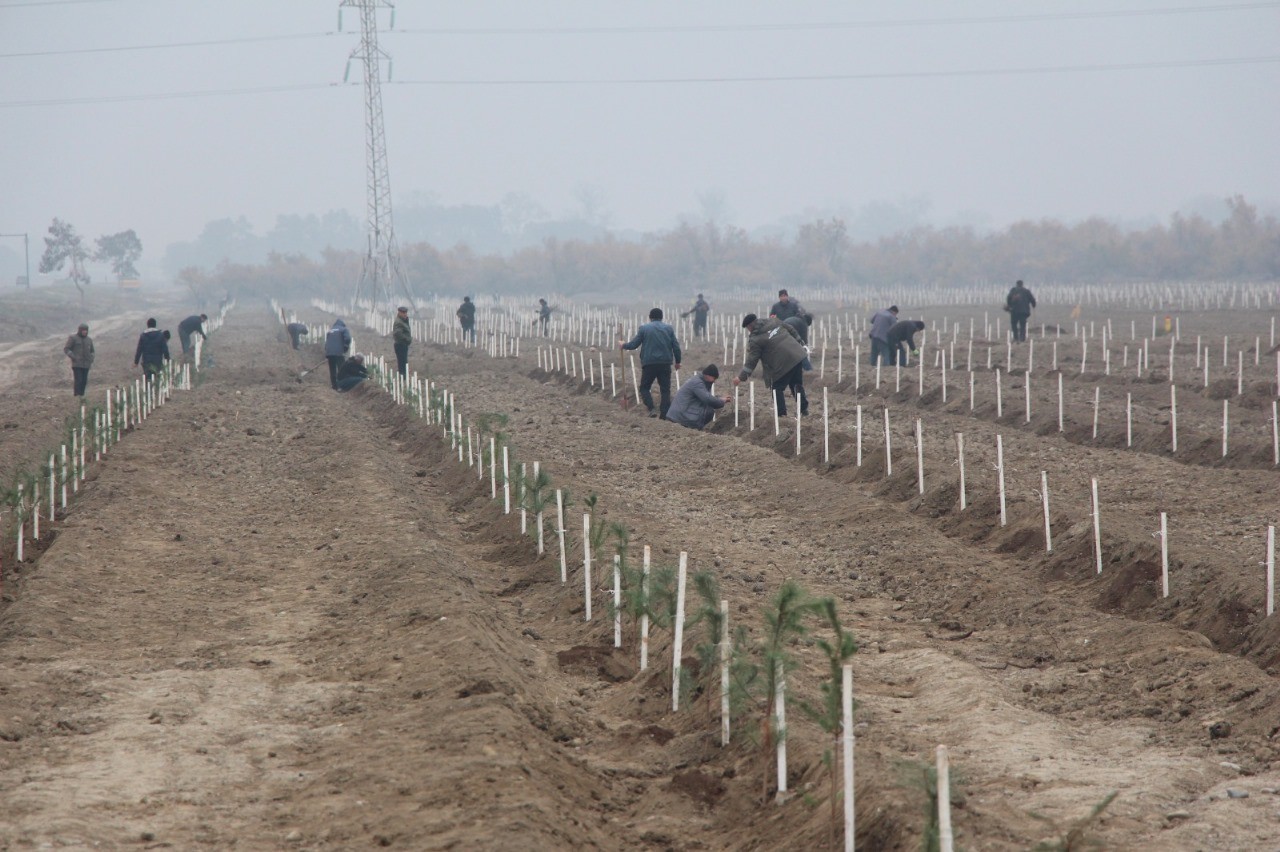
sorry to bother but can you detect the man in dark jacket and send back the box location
[536,299,553,336]
[177,314,208,355]
[1004,280,1037,342]
[325,319,352,390]
[286,322,308,350]
[133,318,170,380]
[64,323,94,396]
[666,364,729,430]
[886,319,926,366]
[769,288,804,322]
[456,297,476,343]
[868,305,899,366]
[619,307,682,419]
[392,306,411,377]
[682,294,711,339]
[335,353,370,392]
[734,313,808,416]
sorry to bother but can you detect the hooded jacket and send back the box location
[325,320,352,356]
[738,317,806,388]
[64,333,95,368]
[133,328,169,366]
[622,321,681,367]
[665,374,726,429]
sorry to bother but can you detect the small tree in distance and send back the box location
[38,218,90,304]
[94,230,142,280]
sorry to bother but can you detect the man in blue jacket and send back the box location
[666,364,729,430]
[324,319,352,390]
[619,307,682,419]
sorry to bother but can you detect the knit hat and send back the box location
[741,313,757,328]
[702,364,719,379]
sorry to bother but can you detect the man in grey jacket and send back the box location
[324,319,352,390]
[666,364,729,430]
[734,313,808,417]
[868,305,898,366]
[619,307,682,419]
[63,323,94,396]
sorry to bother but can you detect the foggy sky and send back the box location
[2,0,1277,279]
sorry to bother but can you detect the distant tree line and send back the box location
[178,195,1278,302]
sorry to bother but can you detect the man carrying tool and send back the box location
[619,307,682,419]
[666,364,729,430]
[392,305,411,378]
[682,294,711,340]
[324,319,352,390]
[734,313,808,417]
[133,317,170,381]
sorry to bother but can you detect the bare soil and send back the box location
[1,300,1278,850]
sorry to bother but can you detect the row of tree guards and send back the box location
[2,303,234,593]
[335,335,898,852]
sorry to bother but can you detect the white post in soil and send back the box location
[956,432,967,510]
[1126,393,1133,447]
[749,381,756,431]
[32,482,39,540]
[519,462,527,534]
[15,484,23,562]
[915,418,925,495]
[773,393,780,437]
[937,745,954,852]
[1092,386,1100,440]
[1041,470,1052,552]
[995,368,1003,418]
[1092,477,1103,574]
[996,434,1007,526]
[795,409,802,457]
[720,599,731,747]
[60,445,67,510]
[883,408,892,477]
[969,370,975,411]
[489,437,497,499]
[534,461,544,555]
[823,388,830,464]
[582,513,592,621]
[1266,525,1274,617]
[640,545,651,670]
[502,446,511,515]
[1272,400,1279,466]
[1056,373,1064,432]
[1222,400,1230,458]
[1171,385,1179,453]
[556,489,567,583]
[1160,512,1170,598]
[734,383,739,427]
[855,405,863,467]
[672,552,688,712]
[48,454,55,519]
[842,664,856,852]
[1237,351,1244,397]
[775,669,788,798]
[613,555,622,648]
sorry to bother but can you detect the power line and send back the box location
[391,2,1280,35]
[0,32,336,60]
[0,54,1275,109]
[3,2,1276,60]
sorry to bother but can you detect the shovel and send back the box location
[297,359,327,382]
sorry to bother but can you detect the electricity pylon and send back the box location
[341,0,414,309]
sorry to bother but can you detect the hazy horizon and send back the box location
[3,1,1278,280]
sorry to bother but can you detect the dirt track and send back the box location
[1,303,1278,850]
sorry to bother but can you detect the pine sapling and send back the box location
[798,597,858,848]
[759,580,824,802]
[690,569,759,735]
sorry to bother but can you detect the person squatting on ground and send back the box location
[64,323,94,397]
[666,364,730,430]
[325,319,352,390]
[335,353,370,392]
[1005,279,1037,342]
[886,319,926,366]
[177,313,208,356]
[286,322,308,350]
[769,288,805,322]
[868,305,899,366]
[133,317,170,381]
[536,299,553,336]
[456,296,476,344]
[682,294,711,339]
[735,313,809,417]
[392,306,412,378]
[620,307,682,419]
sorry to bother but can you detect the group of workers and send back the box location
[62,313,208,397]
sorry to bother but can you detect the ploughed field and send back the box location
[0,295,1278,850]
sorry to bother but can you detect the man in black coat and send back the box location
[133,317,170,380]
[1004,280,1037,342]
[885,320,926,366]
[177,313,208,355]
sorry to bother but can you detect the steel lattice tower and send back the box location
[342,0,413,308]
